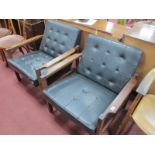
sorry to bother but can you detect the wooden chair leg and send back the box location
[0,52,5,61]
[116,94,143,134]
[15,71,21,81]
[47,102,54,113]
[1,51,8,67]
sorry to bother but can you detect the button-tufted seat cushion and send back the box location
[44,73,117,132]
[8,20,80,84]
[43,34,142,132]
[8,51,53,82]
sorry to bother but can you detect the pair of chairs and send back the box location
[7,20,143,134]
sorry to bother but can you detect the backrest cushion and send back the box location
[78,34,142,93]
[40,20,80,57]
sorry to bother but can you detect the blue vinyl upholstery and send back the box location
[8,20,80,83]
[43,34,142,133]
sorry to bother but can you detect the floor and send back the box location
[0,51,144,135]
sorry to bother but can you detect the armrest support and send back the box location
[136,68,155,95]
[96,75,137,134]
[41,53,82,79]
[6,35,43,51]
[37,45,79,70]
[37,53,82,91]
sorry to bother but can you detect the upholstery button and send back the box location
[119,53,126,59]
[73,96,77,101]
[101,62,106,68]
[85,68,91,74]
[44,47,48,51]
[54,39,57,42]
[82,88,88,94]
[96,73,102,80]
[106,50,110,54]
[94,44,99,49]
[64,32,68,36]
[90,58,94,62]
[115,68,119,72]
[109,79,115,86]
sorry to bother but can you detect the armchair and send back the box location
[117,68,155,134]
[8,20,81,88]
[42,34,142,134]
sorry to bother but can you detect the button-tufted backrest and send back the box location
[40,20,80,57]
[78,34,142,93]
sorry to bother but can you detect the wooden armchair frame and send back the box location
[8,39,79,89]
[40,53,138,134]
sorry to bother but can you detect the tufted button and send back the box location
[106,50,110,54]
[119,53,126,60]
[72,96,77,101]
[85,67,91,74]
[96,73,102,80]
[44,47,48,51]
[54,39,57,42]
[49,28,53,33]
[82,88,88,94]
[46,36,50,41]
[94,44,99,49]
[101,62,106,68]
[109,79,115,86]
[57,30,60,33]
[64,32,68,36]
[90,58,94,62]
[115,68,119,73]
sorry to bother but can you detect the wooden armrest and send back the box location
[6,35,43,51]
[96,75,137,134]
[37,45,79,70]
[41,53,82,79]
[99,75,137,121]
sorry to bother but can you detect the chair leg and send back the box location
[1,51,8,67]
[15,71,21,81]
[116,94,143,134]
[47,102,54,113]
[0,52,5,61]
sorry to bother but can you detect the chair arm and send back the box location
[136,68,155,95]
[37,45,79,70]
[6,35,43,51]
[41,53,82,79]
[96,75,137,133]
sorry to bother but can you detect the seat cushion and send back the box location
[0,28,11,38]
[43,73,117,132]
[132,94,155,135]
[0,34,24,49]
[8,51,53,82]
[78,34,142,93]
[40,20,80,58]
